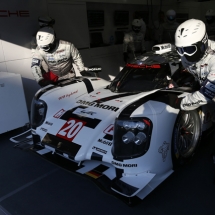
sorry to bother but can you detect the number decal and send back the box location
[57,118,86,141]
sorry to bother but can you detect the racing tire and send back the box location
[172,110,202,168]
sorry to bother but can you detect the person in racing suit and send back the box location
[162,9,179,43]
[174,19,215,183]
[31,26,86,87]
[123,19,146,63]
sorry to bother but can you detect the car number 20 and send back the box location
[57,118,86,141]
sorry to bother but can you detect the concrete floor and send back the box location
[1,127,215,215]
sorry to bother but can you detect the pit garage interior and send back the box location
[1,0,215,214]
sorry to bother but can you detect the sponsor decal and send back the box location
[103,124,114,136]
[76,100,119,112]
[56,50,64,53]
[47,55,55,62]
[126,63,161,69]
[31,58,40,67]
[158,141,170,162]
[0,10,29,17]
[40,128,47,132]
[73,108,96,118]
[182,100,203,107]
[45,121,53,126]
[140,56,149,61]
[205,81,215,91]
[111,161,137,167]
[98,138,112,146]
[115,100,123,102]
[58,90,78,100]
[92,146,107,154]
[57,58,67,63]
[57,118,86,141]
[161,44,171,49]
[88,67,101,71]
[202,33,208,44]
[54,109,66,118]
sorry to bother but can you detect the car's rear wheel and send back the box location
[172,110,202,168]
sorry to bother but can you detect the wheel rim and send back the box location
[175,112,200,158]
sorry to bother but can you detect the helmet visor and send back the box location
[167,15,175,21]
[176,45,197,56]
[39,44,51,51]
[132,26,141,31]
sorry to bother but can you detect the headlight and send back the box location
[112,118,152,160]
[30,98,47,128]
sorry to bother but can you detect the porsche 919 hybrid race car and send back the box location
[10,43,213,203]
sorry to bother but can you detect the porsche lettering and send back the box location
[126,64,161,69]
[0,10,29,17]
[76,100,119,112]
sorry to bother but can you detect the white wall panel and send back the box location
[0,63,7,73]
[0,38,5,63]
[6,58,40,110]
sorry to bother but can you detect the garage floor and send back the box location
[1,128,215,215]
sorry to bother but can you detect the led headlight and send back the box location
[134,132,147,145]
[30,98,47,128]
[112,118,152,160]
[122,131,135,144]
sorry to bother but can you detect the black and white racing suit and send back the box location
[31,40,85,83]
[180,40,215,117]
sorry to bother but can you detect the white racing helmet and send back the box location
[205,9,215,24]
[175,19,208,62]
[36,27,56,52]
[166,9,176,23]
[132,19,142,33]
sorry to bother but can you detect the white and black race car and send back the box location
[10,44,213,203]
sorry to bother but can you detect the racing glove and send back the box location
[123,52,128,63]
[38,79,53,87]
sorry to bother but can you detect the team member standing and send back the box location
[123,19,146,63]
[31,27,86,87]
[162,9,179,43]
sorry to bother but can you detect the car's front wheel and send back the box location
[172,110,202,168]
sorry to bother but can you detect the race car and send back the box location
[10,43,213,204]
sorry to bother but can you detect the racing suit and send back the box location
[180,40,215,116]
[123,30,146,63]
[31,40,85,83]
